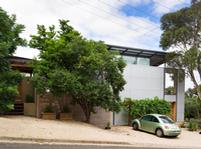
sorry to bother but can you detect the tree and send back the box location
[165,86,175,95]
[29,20,126,122]
[0,7,25,113]
[160,1,201,99]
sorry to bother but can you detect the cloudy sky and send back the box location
[1,0,191,58]
[1,0,194,89]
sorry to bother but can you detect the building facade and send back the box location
[108,45,184,125]
[9,44,185,128]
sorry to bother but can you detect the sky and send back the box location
[0,0,194,89]
[1,0,191,58]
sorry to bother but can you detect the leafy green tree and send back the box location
[160,1,201,99]
[165,86,175,95]
[0,7,25,113]
[29,20,126,122]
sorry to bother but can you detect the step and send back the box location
[14,105,24,108]
[6,112,24,115]
[5,102,24,115]
[13,109,24,111]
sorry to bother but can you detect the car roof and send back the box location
[145,114,165,117]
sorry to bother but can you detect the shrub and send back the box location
[188,120,198,131]
[128,97,171,119]
[0,85,19,114]
[44,104,54,113]
[188,119,201,130]
[61,105,70,113]
[121,98,135,125]
[197,119,201,129]
[178,121,186,128]
[185,95,201,120]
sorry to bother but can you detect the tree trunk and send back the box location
[189,70,198,88]
[196,85,201,100]
[188,70,201,100]
[197,91,201,100]
[128,105,131,126]
[85,110,91,123]
[79,101,91,123]
[82,106,91,123]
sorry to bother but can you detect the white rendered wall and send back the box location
[114,64,165,125]
[120,64,164,99]
[165,95,176,102]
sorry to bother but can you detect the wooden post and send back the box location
[171,102,176,121]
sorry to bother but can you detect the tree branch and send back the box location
[188,68,199,87]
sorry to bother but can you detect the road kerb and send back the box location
[0,136,130,145]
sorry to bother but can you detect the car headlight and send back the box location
[164,125,169,129]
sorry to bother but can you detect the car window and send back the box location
[151,116,159,123]
[141,115,152,121]
[159,116,174,124]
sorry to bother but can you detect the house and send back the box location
[8,44,185,128]
[107,45,184,126]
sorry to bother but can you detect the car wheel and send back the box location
[133,123,138,130]
[156,128,163,137]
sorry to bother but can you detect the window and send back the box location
[159,116,174,124]
[151,116,159,123]
[122,56,150,65]
[122,55,137,64]
[137,57,150,65]
[141,115,152,121]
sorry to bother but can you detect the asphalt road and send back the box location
[0,142,197,149]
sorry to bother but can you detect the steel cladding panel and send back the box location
[176,80,185,121]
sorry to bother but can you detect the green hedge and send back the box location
[122,97,171,119]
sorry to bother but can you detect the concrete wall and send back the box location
[90,107,113,128]
[113,110,128,125]
[36,94,112,128]
[73,105,113,128]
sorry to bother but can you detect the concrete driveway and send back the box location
[0,116,200,148]
[112,126,201,148]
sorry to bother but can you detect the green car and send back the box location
[132,114,181,137]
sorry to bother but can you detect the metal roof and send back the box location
[8,56,32,62]
[107,44,166,66]
[7,44,166,72]
[8,56,33,73]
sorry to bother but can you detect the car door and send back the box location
[149,116,160,133]
[140,115,152,131]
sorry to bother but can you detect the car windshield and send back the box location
[159,116,174,124]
